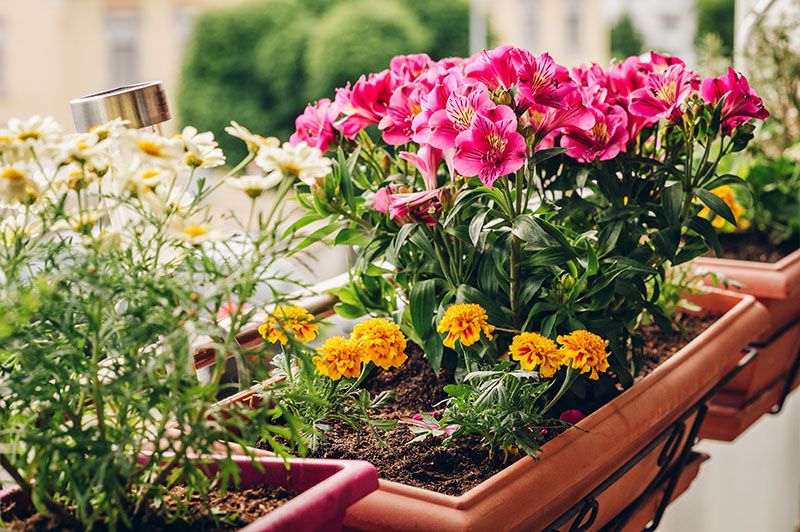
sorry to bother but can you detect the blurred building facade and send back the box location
[605,0,697,64]
[490,0,610,66]
[0,0,245,131]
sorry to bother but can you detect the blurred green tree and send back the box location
[695,0,734,56]
[610,14,643,60]
[179,0,468,162]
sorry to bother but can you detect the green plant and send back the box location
[433,363,560,458]
[696,0,734,57]
[0,117,315,529]
[741,151,800,245]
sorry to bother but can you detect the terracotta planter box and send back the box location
[613,452,708,531]
[0,455,378,532]
[700,368,800,441]
[218,289,766,531]
[694,249,800,439]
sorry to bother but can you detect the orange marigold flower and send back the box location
[257,305,319,345]
[313,336,362,380]
[509,332,562,378]
[437,303,495,348]
[557,330,611,381]
[351,317,408,370]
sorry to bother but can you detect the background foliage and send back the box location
[179,0,469,162]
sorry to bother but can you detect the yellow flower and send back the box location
[698,186,747,229]
[313,336,362,380]
[437,303,495,348]
[509,332,563,378]
[557,330,611,381]
[351,317,408,370]
[257,305,319,345]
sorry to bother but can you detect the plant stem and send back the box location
[0,454,82,528]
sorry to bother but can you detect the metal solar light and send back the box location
[69,81,170,133]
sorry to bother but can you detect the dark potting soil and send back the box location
[714,232,799,263]
[309,317,716,496]
[2,484,298,531]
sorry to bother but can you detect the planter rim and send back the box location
[693,248,800,299]
[0,455,378,532]
[362,288,767,510]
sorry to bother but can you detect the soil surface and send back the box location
[309,318,717,496]
[2,484,298,531]
[715,232,798,263]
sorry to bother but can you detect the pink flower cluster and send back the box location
[291,47,768,223]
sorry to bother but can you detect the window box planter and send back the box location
[608,452,708,531]
[215,289,766,531]
[694,249,800,440]
[0,455,378,532]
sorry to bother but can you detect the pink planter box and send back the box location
[0,456,378,532]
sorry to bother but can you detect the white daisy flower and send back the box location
[178,126,226,169]
[57,132,111,173]
[0,163,40,205]
[225,121,279,153]
[7,115,61,145]
[142,187,196,216]
[169,217,228,245]
[127,131,184,168]
[0,211,44,241]
[255,141,332,186]
[89,118,128,142]
[224,173,283,198]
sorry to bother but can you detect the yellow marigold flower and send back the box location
[313,336,362,380]
[257,305,319,345]
[351,317,408,370]
[557,330,611,381]
[437,303,495,348]
[509,332,563,378]
[698,185,747,229]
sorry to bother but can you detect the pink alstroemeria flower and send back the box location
[647,51,685,72]
[388,189,441,226]
[464,45,519,90]
[524,89,595,144]
[428,83,507,150]
[512,50,575,110]
[379,82,426,145]
[290,98,339,152]
[411,71,464,145]
[390,53,433,85]
[606,56,649,101]
[454,112,527,188]
[561,105,629,162]
[629,64,699,122]
[334,70,394,139]
[700,67,769,133]
[399,145,442,189]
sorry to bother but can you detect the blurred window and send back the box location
[661,13,681,32]
[106,12,140,87]
[520,0,539,51]
[175,9,195,52]
[565,0,581,54]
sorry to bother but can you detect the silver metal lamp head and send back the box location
[69,81,170,133]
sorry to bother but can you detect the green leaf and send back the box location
[531,147,570,165]
[649,228,679,261]
[282,212,323,238]
[296,224,338,250]
[695,187,737,226]
[687,216,722,257]
[334,302,365,319]
[410,279,437,342]
[662,184,684,226]
[337,148,356,210]
[512,215,548,246]
[468,211,489,247]
[334,227,371,246]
